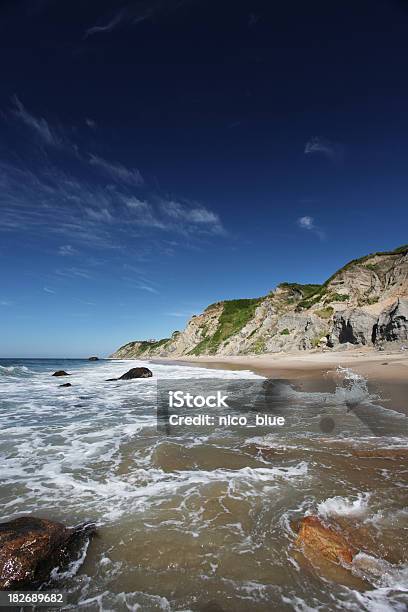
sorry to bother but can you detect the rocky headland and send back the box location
[111,244,408,359]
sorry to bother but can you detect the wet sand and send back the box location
[154,347,408,416]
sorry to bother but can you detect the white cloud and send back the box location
[85,118,96,129]
[298,215,315,230]
[297,215,325,240]
[84,9,125,38]
[0,300,13,306]
[83,3,160,39]
[161,200,224,235]
[304,137,343,163]
[43,287,55,294]
[85,207,113,223]
[12,95,62,147]
[89,154,144,186]
[58,244,77,256]
[136,283,159,294]
[55,267,92,280]
[123,197,165,228]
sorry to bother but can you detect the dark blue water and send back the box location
[0,357,104,374]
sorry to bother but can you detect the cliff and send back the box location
[111,245,408,359]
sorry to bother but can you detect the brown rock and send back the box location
[0,516,95,590]
[52,371,70,377]
[296,515,356,565]
[59,383,72,388]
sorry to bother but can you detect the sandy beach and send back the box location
[156,347,408,415]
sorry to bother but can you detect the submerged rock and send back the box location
[59,382,72,388]
[88,356,99,361]
[52,370,70,377]
[106,367,153,381]
[0,516,96,590]
[295,515,356,565]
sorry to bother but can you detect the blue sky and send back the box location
[1,0,408,357]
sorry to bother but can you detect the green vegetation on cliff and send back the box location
[189,298,263,355]
[132,337,171,355]
[278,282,322,298]
[315,306,334,319]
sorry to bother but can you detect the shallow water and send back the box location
[0,358,407,611]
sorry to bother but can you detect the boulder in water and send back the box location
[295,515,356,565]
[106,367,153,381]
[59,383,72,388]
[52,371,70,377]
[0,516,96,590]
[88,356,99,361]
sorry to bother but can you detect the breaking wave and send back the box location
[0,364,33,377]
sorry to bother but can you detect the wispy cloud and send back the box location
[55,267,92,280]
[123,196,165,228]
[12,95,62,148]
[89,154,144,186]
[84,9,126,39]
[1,98,226,265]
[161,199,225,235]
[0,157,225,254]
[85,118,96,129]
[43,286,55,294]
[165,310,195,317]
[0,300,13,307]
[83,1,177,39]
[58,244,78,256]
[297,215,325,240]
[136,283,159,294]
[85,206,113,223]
[304,137,344,164]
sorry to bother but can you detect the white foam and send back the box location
[0,364,32,377]
[352,552,408,590]
[317,493,370,518]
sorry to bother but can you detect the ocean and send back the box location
[0,358,407,611]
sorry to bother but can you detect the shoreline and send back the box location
[151,347,408,415]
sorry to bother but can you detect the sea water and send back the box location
[0,358,407,611]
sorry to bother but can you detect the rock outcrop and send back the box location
[52,371,70,377]
[0,516,95,590]
[295,515,356,565]
[106,367,153,381]
[88,356,99,361]
[111,245,408,358]
[374,298,408,343]
[330,310,378,346]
